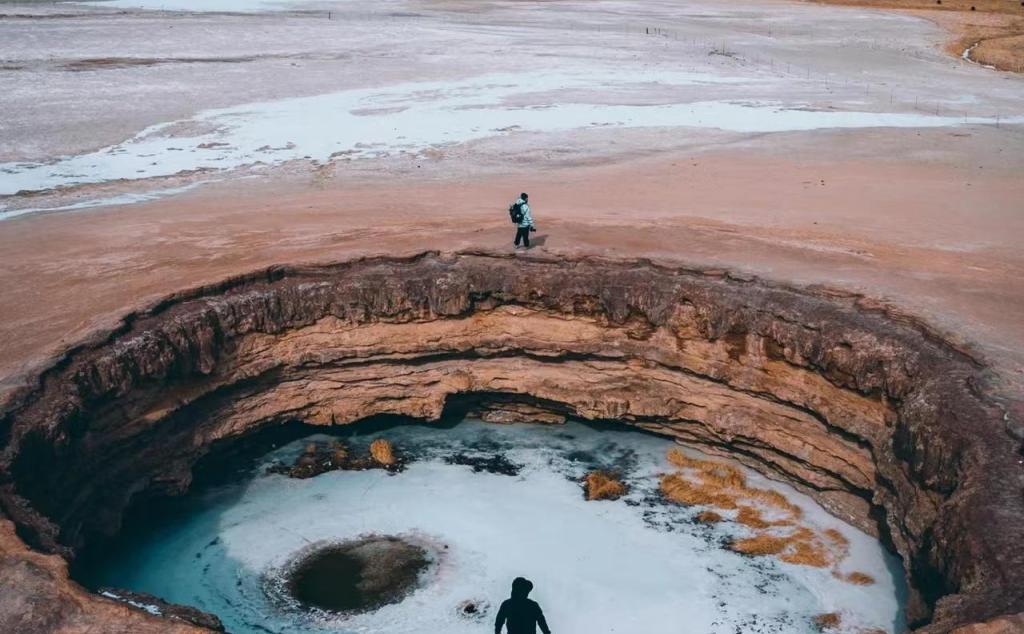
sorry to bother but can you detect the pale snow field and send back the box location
[85,420,905,634]
[0,183,207,221]
[83,0,338,11]
[1,67,1017,202]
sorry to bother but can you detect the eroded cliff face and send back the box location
[0,252,1020,633]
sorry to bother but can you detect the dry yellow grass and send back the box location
[729,527,832,568]
[696,510,723,523]
[823,528,861,578]
[824,528,851,560]
[661,473,739,509]
[662,448,841,569]
[662,449,800,520]
[823,528,849,548]
[813,0,1024,72]
[584,471,627,501]
[665,447,699,468]
[779,539,832,568]
[729,534,791,556]
[815,0,1022,13]
[812,612,842,632]
[369,438,396,465]
[747,488,803,520]
[844,571,877,585]
[667,448,747,488]
[736,506,771,529]
[952,20,1024,71]
[704,465,747,489]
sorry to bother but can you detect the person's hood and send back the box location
[511,577,533,599]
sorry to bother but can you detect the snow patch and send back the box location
[99,590,164,616]
[3,70,1015,198]
[81,0,327,12]
[86,420,905,634]
[0,182,205,221]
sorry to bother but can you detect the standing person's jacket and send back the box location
[494,585,551,634]
[516,198,533,228]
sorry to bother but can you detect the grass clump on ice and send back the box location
[736,506,770,529]
[370,438,397,466]
[660,446,852,570]
[840,571,877,585]
[812,612,841,631]
[728,534,791,556]
[824,528,849,549]
[664,448,801,519]
[661,473,739,509]
[666,448,746,488]
[695,510,724,523]
[727,526,830,567]
[779,537,832,568]
[583,471,627,501]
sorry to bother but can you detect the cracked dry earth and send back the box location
[0,252,1022,633]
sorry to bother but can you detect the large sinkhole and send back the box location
[76,415,907,633]
[0,253,1020,633]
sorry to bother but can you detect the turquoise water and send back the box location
[82,419,906,634]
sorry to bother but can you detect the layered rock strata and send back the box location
[0,252,1020,632]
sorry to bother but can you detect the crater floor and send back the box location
[82,420,905,634]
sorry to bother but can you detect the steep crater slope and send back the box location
[0,252,1020,633]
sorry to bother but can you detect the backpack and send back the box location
[509,201,524,224]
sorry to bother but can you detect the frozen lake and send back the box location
[82,0,340,11]
[3,68,1017,200]
[82,419,905,634]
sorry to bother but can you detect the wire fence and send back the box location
[12,3,1017,126]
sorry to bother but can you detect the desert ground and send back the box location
[1,1,1023,630]
[2,0,1023,408]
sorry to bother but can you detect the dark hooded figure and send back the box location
[494,577,551,634]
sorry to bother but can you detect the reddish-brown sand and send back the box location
[1,128,1022,416]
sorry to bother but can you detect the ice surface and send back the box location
[0,182,206,221]
[2,69,1016,197]
[86,420,904,634]
[81,0,330,12]
[99,590,164,615]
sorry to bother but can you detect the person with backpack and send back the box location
[494,577,552,634]
[509,192,535,249]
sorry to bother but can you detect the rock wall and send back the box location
[0,252,1020,633]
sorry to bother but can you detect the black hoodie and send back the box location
[494,578,551,634]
